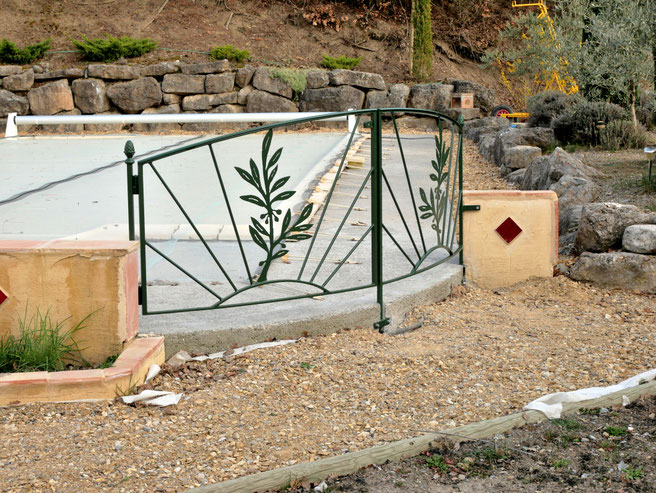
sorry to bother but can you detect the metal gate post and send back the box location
[371,110,390,332]
[124,141,136,242]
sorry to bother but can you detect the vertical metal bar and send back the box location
[138,162,148,314]
[124,141,136,241]
[457,125,465,269]
[371,109,388,331]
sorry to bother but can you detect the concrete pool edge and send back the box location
[144,263,463,357]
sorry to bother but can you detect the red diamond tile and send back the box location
[496,217,523,244]
[0,288,6,306]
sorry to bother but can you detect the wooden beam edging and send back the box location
[186,378,656,493]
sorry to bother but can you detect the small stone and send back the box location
[114,441,122,451]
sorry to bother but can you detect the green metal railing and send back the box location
[124,109,464,331]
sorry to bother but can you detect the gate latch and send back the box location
[461,204,480,212]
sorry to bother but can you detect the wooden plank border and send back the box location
[187,378,656,493]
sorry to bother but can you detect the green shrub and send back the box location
[210,44,250,63]
[527,91,580,128]
[552,100,627,146]
[411,0,432,81]
[270,68,307,95]
[0,39,51,64]
[72,35,157,62]
[321,54,361,70]
[636,91,656,130]
[600,120,648,150]
[0,306,93,372]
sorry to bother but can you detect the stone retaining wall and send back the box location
[0,60,494,131]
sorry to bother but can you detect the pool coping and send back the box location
[0,336,165,406]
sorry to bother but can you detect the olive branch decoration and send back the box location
[418,127,451,245]
[235,129,314,282]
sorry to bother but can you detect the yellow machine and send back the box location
[492,0,578,119]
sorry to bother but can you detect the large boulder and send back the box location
[235,65,256,88]
[0,89,29,116]
[0,66,22,77]
[83,110,124,132]
[299,86,365,112]
[493,127,555,166]
[27,79,74,115]
[478,135,497,162]
[366,84,410,109]
[180,61,229,75]
[34,68,85,81]
[182,93,238,110]
[107,77,162,113]
[252,67,293,99]
[72,78,111,114]
[549,175,600,211]
[87,64,141,80]
[306,70,329,89]
[161,74,206,95]
[246,90,298,113]
[501,145,542,171]
[622,225,656,254]
[42,108,83,133]
[142,62,180,77]
[3,69,34,91]
[558,204,584,255]
[506,169,526,186]
[521,147,601,190]
[328,70,385,91]
[206,73,235,94]
[575,202,656,253]
[407,83,453,111]
[447,79,495,113]
[237,85,253,105]
[570,252,656,293]
[463,116,510,143]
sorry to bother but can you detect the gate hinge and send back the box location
[131,174,140,195]
[374,317,390,332]
[461,204,480,212]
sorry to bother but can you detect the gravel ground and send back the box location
[1,277,654,492]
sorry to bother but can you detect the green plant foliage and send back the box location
[624,465,644,481]
[99,353,120,369]
[210,44,250,63]
[600,120,648,151]
[0,39,51,64]
[71,35,157,62]
[604,425,628,436]
[320,54,361,70]
[552,100,627,146]
[425,453,448,472]
[235,129,314,282]
[0,306,93,372]
[552,458,570,469]
[527,91,580,128]
[411,0,432,81]
[270,68,307,95]
[637,91,656,130]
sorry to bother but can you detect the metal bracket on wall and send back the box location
[461,204,480,212]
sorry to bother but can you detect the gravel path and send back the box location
[2,277,654,492]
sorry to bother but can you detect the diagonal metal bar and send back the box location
[208,144,253,284]
[297,114,362,280]
[391,112,427,254]
[321,225,373,288]
[382,224,415,268]
[145,241,223,301]
[309,168,372,284]
[381,168,421,260]
[147,161,238,291]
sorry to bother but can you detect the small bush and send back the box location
[0,39,51,64]
[527,91,580,128]
[0,306,93,372]
[321,54,361,70]
[552,100,627,146]
[600,120,648,151]
[72,35,157,62]
[270,68,307,95]
[636,91,656,130]
[210,44,250,63]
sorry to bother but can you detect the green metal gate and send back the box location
[124,109,464,331]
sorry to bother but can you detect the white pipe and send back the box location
[5,112,352,137]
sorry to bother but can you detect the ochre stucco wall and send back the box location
[462,190,558,288]
[0,240,139,365]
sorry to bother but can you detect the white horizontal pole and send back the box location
[11,111,348,128]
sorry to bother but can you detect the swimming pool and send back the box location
[0,132,349,241]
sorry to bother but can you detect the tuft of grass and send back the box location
[425,453,448,473]
[552,458,570,469]
[321,54,361,70]
[604,425,628,436]
[476,446,511,465]
[580,407,600,415]
[0,306,93,372]
[558,432,579,448]
[72,35,157,62]
[210,44,250,63]
[624,465,644,481]
[552,418,581,431]
[270,68,307,96]
[0,38,51,64]
[299,362,313,370]
[98,353,120,369]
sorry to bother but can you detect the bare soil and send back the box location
[292,394,656,492]
[2,0,511,99]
